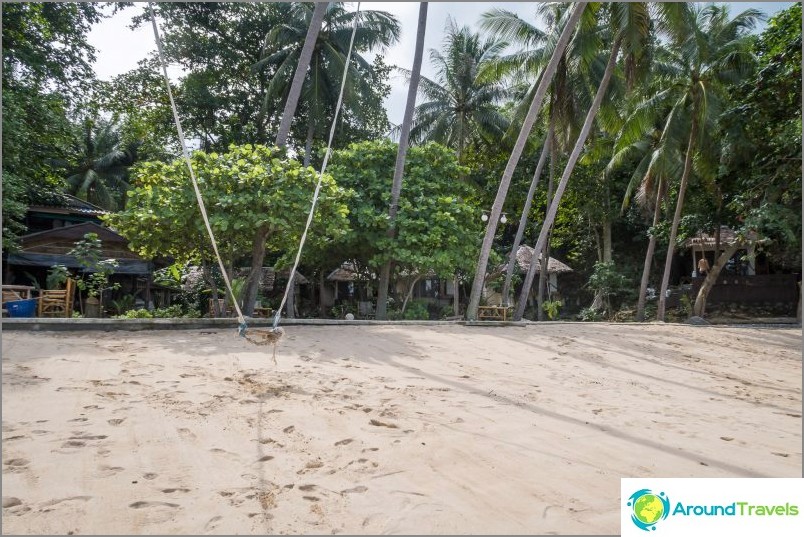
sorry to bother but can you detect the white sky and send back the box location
[88,2,792,127]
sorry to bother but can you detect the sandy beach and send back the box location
[2,323,801,534]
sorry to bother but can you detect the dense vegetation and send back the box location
[2,2,800,321]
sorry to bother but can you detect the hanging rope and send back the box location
[272,2,361,330]
[148,3,247,332]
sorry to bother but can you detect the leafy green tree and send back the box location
[106,144,349,315]
[328,140,481,310]
[2,2,108,249]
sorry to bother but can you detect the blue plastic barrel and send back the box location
[5,298,37,318]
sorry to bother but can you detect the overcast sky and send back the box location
[88,2,793,127]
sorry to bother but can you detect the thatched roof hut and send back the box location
[683,226,739,250]
[511,245,573,274]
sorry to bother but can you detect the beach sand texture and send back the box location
[2,324,801,534]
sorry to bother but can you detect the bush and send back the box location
[116,309,153,319]
[402,300,430,320]
[577,306,603,322]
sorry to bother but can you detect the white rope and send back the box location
[272,2,361,329]
[148,3,247,329]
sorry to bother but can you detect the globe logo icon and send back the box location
[627,489,670,531]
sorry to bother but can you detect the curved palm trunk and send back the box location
[657,120,697,321]
[537,161,555,321]
[275,2,328,148]
[375,3,428,320]
[514,36,622,321]
[693,240,742,317]
[636,177,665,321]
[501,131,551,306]
[466,2,587,321]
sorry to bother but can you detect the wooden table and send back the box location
[2,285,36,303]
[253,307,273,318]
[477,305,511,321]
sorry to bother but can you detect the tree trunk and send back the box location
[303,120,315,167]
[537,160,555,321]
[241,225,270,316]
[286,275,296,319]
[657,119,698,321]
[401,275,422,314]
[319,270,326,317]
[453,273,460,316]
[514,36,621,321]
[274,2,327,149]
[467,3,587,321]
[501,129,552,306]
[636,177,665,321]
[693,241,743,317]
[201,260,221,317]
[376,2,428,320]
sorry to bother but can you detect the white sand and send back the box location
[2,324,801,534]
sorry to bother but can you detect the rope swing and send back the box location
[149,2,361,360]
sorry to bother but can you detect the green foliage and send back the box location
[577,306,603,322]
[110,295,136,316]
[116,308,153,319]
[402,300,430,320]
[47,265,71,290]
[107,144,349,267]
[68,233,120,298]
[542,299,563,320]
[328,140,481,278]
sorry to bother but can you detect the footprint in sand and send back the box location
[129,500,178,508]
[204,515,223,531]
[342,486,368,494]
[142,473,158,480]
[40,496,92,509]
[107,418,126,426]
[177,428,196,440]
[96,465,124,478]
[3,497,23,508]
[4,458,29,468]
[334,438,353,446]
[161,488,191,494]
[298,484,316,492]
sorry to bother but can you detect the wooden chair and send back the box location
[38,278,76,318]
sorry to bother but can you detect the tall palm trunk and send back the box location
[466,2,586,320]
[636,177,665,321]
[243,2,326,317]
[501,129,552,306]
[537,160,555,320]
[275,2,328,148]
[303,121,315,167]
[514,36,622,321]
[375,2,428,320]
[657,119,697,321]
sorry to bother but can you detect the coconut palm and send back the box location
[256,2,400,161]
[481,3,596,310]
[650,4,761,321]
[466,2,588,321]
[66,117,138,211]
[514,2,654,321]
[375,3,428,321]
[402,18,509,164]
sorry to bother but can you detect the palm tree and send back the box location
[651,4,761,321]
[466,2,588,321]
[66,117,138,211]
[514,2,653,320]
[481,3,595,311]
[403,18,509,164]
[375,3,428,321]
[257,2,400,161]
